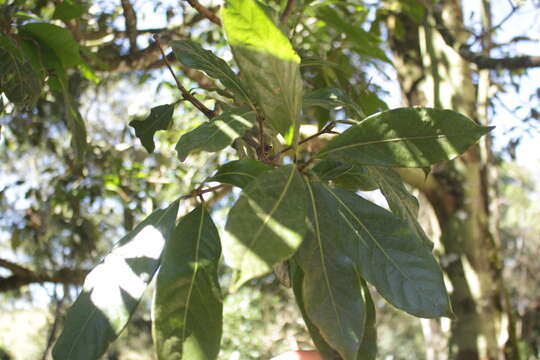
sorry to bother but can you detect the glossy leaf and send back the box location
[367,166,433,249]
[20,23,82,67]
[175,108,255,161]
[295,181,366,360]
[312,160,378,191]
[170,40,252,104]
[223,0,303,137]
[153,205,222,360]
[224,165,307,290]
[129,104,175,153]
[326,186,452,317]
[317,107,492,167]
[209,158,272,188]
[290,262,341,360]
[52,201,180,360]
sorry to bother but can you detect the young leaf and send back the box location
[295,181,366,360]
[52,201,179,360]
[317,107,492,167]
[129,104,175,153]
[326,186,452,318]
[224,165,306,290]
[222,0,303,137]
[170,40,252,104]
[20,23,82,68]
[209,158,272,188]
[367,166,433,249]
[175,108,255,161]
[153,205,222,360]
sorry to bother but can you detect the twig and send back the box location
[269,122,336,161]
[280,0,296,25]
[181,184,226,200]
[121,0,139,52]
[184,0,222,26]
[154,35,216,119]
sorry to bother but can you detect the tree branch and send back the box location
[120,0,139,52]
[431,4,540,70]
[280,0,296,25]
[0,266,88,293]
[183,0,222,26]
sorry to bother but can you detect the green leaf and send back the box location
[326,186,452,317]
[295,181,366,360]
[153,205,222,360]
[63,89,88,163]
[209,158,272,188]
[52,201,180,360]
[0,35,42,108]
[317,107,492,167]
[175,107,255,161]
[312,160,378,191]
[290,262,341,360]
[224,165,307,290]
[303,88,364,118]
[170,40,252,105]
[129,104,175,153]
[367,167,433,249]
[20,23,82,68]
[357,280,377,360]
[53,0,87,21]
[357,90,388,116]
[223,0,303,137]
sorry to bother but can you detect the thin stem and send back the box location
[184,0,222,26]
[154,35,216,119]
[256,114,266,160]
[269,122,336,161]
[181,184,226,200]
[280,0,296,25]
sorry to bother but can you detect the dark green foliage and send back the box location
[130,104,175,153]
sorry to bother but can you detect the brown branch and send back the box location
[181,184,227,200]
[184,0,222,26]
[0,267,88,293]
[280,0,296,25]
[0,258,33,277]
[154,35,216,119]
[431,4,540,70]
[269,122,336,161]
[121,0,139,52]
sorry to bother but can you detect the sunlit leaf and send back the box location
[224,165,306,290]
[326,185,452,317]
[367,166,433,249]
[312,160,378,191]
[52,201,180,360]
[209,158,272,188]
[223,0,303,138]
[153,205,222,360]
[317,107,492,167]
[175,107,255,161]
[295,181,366,360]
[171,40,252,105]
[129,104,175,153]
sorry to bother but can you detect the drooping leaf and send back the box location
[170,40,252,105]
[224,165,306,290]
[209,158,272,188]
[53,0,88,21]
[303,88,364,118]
[153,205,222,360]
[223,0,303,138]
[20,22,82,68]
[295,181,366,360]
[367,166,433,249]
[357,280,377,360]
[0,34,42,108]
[290,261,341,360]
[317,107,492,167]
[63,88,88,163]
[175,108,255,161]
[129,104,175,153]
[52,201,180,360]
[326,185,452,317]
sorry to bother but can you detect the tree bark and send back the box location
[386,1,518,358]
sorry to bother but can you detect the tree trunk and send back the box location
[385,1,519,359]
